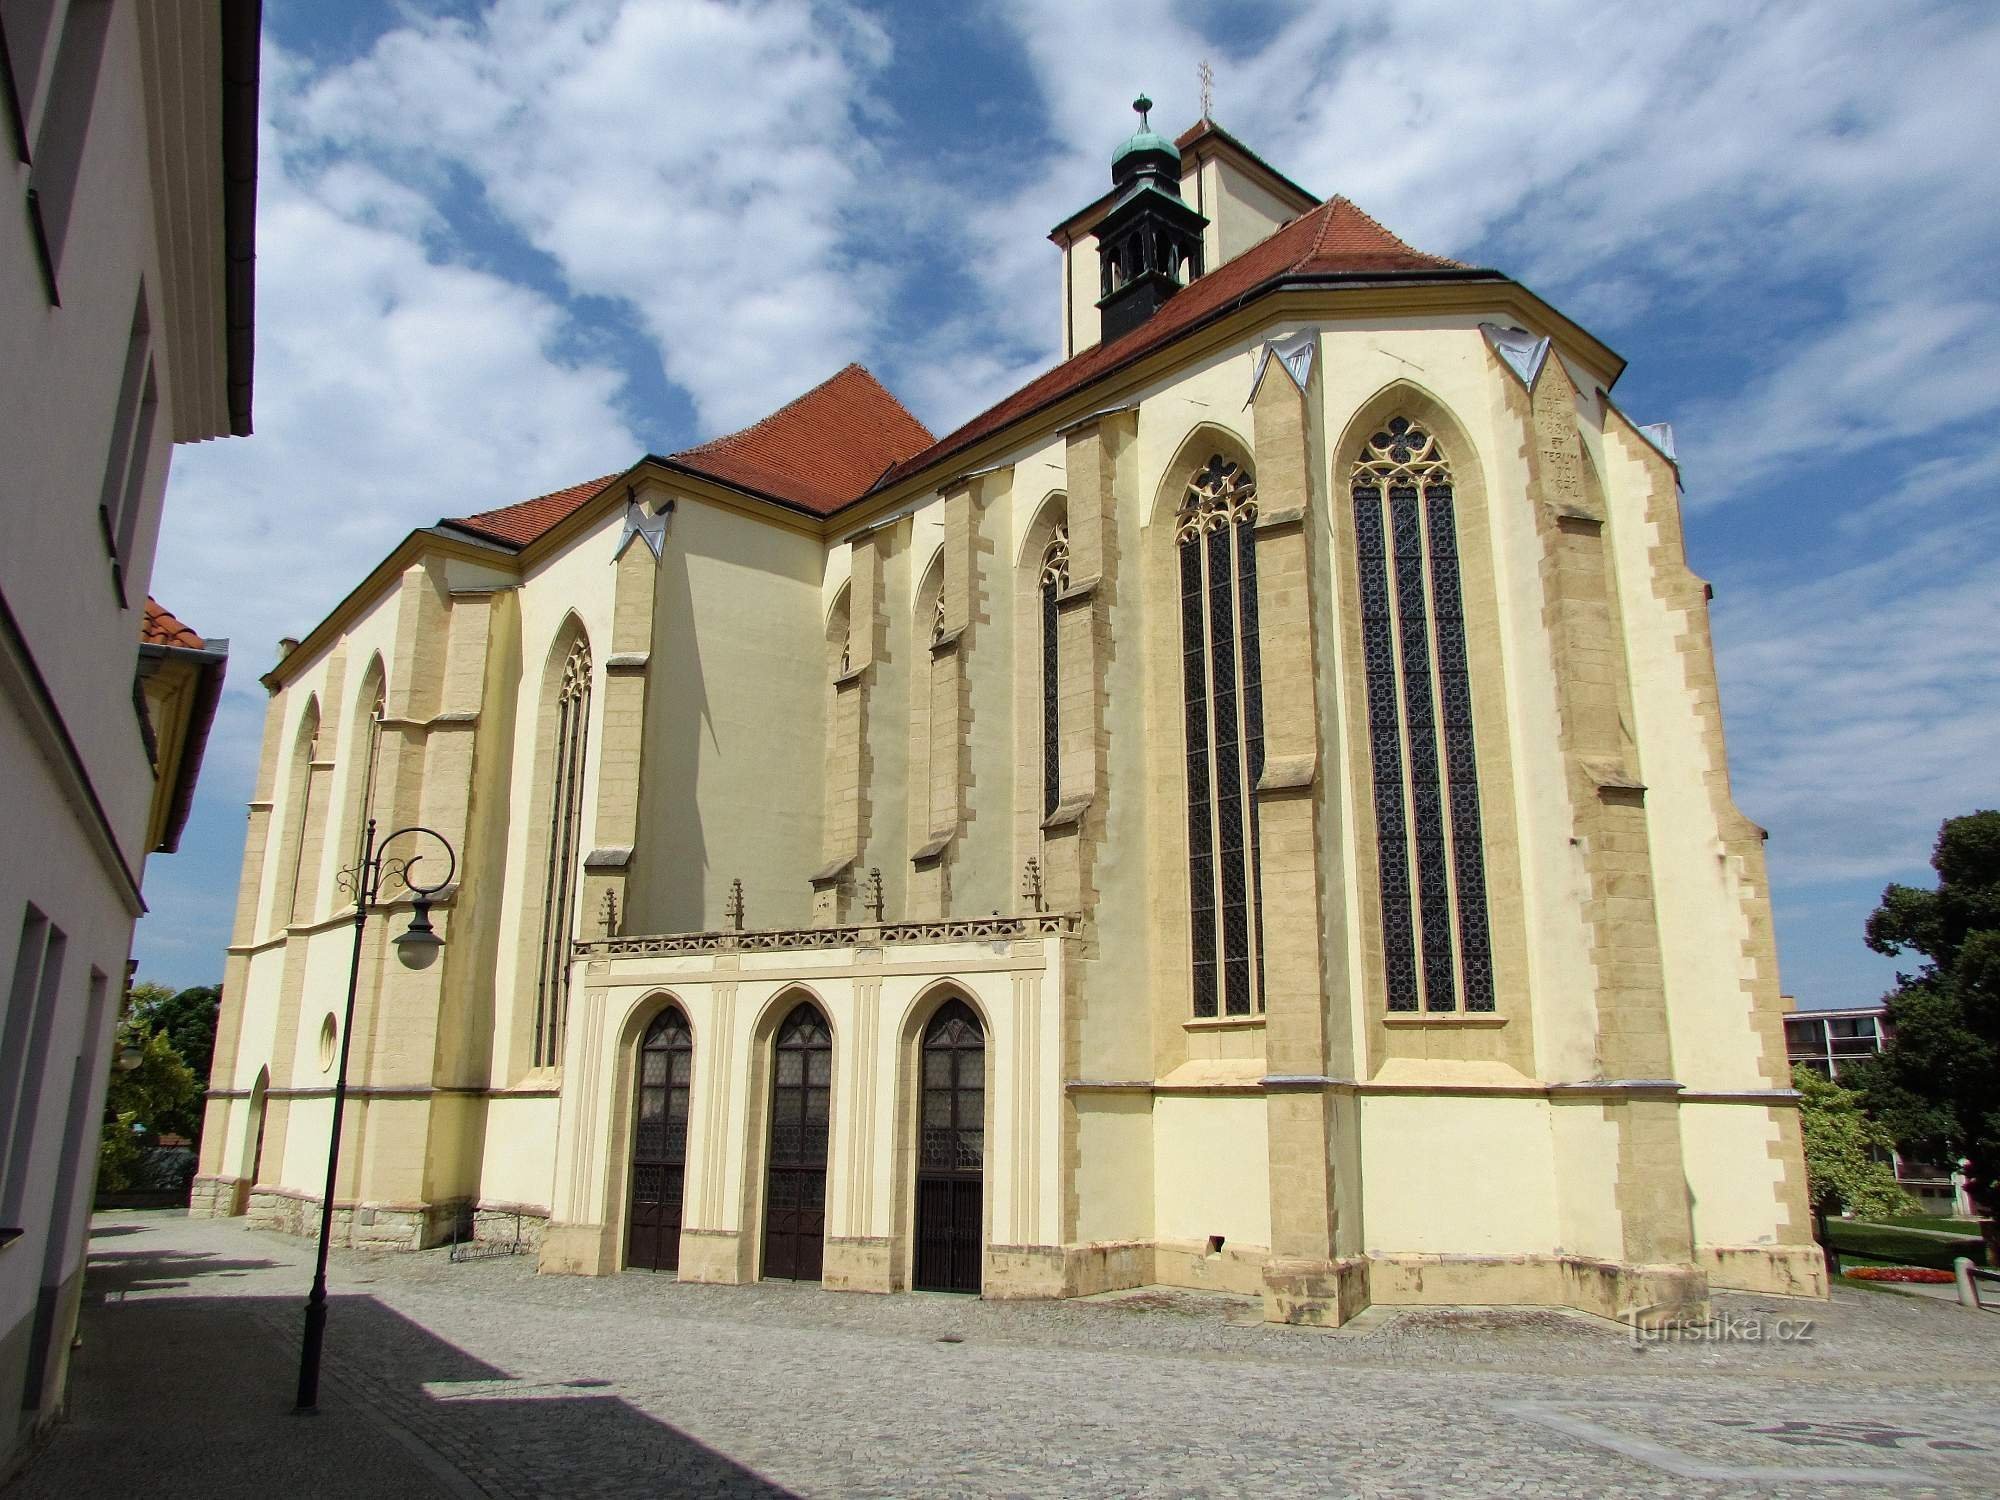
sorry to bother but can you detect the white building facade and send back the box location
[0,0,256,1472]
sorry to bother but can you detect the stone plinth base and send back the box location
[187,1175,247,1219]
[983,1244,1074,1298]
[244,1188,467,1251]
[1698,1243,1830,1298]
[1368,1252,1710,1327]
[1263,1256,1371,1328]
[471,1203,549,1252]
[537,1221,618,1276]
[1154,1239,1270,1296]
[822,1236,895,1292]
[673,1228,747,1283]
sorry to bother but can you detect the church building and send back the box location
[193,103,1825,1325]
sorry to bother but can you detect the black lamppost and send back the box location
[295,820,455,1413]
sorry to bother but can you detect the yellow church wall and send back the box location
[1152,1094,1271,1261]
[1203,156,1303,268]
[1548,1102,1628,1262]
[1072,1095,1153,1245]
[1125,347,1257,1086]
[1597,421,1767,1092]
[956,478,1019,918]
[1678,1102,1785,1247]
[488,506,620,1082]
[1360,1093,1560,1256]
[856,527,914,917]
[477,1093,562,1215]
[626,493,824,935]
[1062,226,1104,358]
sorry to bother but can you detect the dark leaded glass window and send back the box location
[1176,455,1263,1018]
[1039,523,1069,819]
[1351,418,1494,1012]
[535,638,592,1065]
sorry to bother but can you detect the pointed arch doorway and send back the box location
[762,1002,831,1281]
[627,1008,693,1273]
[913,1000,985,1294]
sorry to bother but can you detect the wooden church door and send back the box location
[762,1002,832,1281]
[627,1008,693,1273]
[913,1000,984,1294]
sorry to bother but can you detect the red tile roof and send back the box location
[142,597,204,649]
[876,195,1473,492]
[664,363,933,515]
[450,473,623,547]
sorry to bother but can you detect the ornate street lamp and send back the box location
[295,820,456,1413]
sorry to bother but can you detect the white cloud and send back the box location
[291,0,900,433]
[1712,520,2000,886]
[137,36,642,982]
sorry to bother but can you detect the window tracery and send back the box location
[1350,417,1493,1012]
[535,636,592,1065]
[1175,455,1264,1017]
[1039,523,1069,818]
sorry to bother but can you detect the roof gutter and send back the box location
[138,640,229,854]
[643,455,832,520]
[220,0,261,437]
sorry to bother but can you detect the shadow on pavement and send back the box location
[82,1249,283,1297]
[5,1239,795,1498]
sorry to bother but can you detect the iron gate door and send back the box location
[913,1000,984,1293]
[762,1002,831,1281]
[627,1008,693,1272]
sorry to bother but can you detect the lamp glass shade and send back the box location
[116,1043,144,1072]
[395,902,443,971]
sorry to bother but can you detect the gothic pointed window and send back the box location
[534,637,592,1065]
[1351,417,1493,1012]
[1039,523,1069,819]
[1176,455,1264,1018]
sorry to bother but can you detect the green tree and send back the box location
[97,1023,198,1193]
[1856,809,2000,1261]
[128,981,222,1089]
[1793,1064,1914,1223]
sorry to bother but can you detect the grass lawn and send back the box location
[1872,1214,1982,1233]
[1826,1218,1983,1272]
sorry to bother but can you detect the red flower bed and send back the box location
[1845,1266,1955,1284]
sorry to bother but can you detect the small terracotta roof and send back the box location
[449,473,623,547]
[878,195,1473,492]
[664,364,933,515]
[142,597,205,650]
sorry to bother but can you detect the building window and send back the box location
[96,286,155,604]
[534,638,591,1067]
[20,0,113,300]
[1351,417,1493,1012]
[1039,523,1069,818]
[281,699,322,926]
[0,904,67,1222]
[1176,454,1264,1018]
[348,672,386,868]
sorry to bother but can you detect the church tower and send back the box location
[1095,95,1207,342]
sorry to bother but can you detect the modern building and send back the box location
[1783,1001,1970,1217]
[0,0,256,1473]
[194,103,1822,1328]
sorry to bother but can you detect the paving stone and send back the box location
[7,1211,1998,1498]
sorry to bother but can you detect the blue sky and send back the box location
[138,1,2000,1012]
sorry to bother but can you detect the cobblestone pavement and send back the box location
[9,1212,2000,1498]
